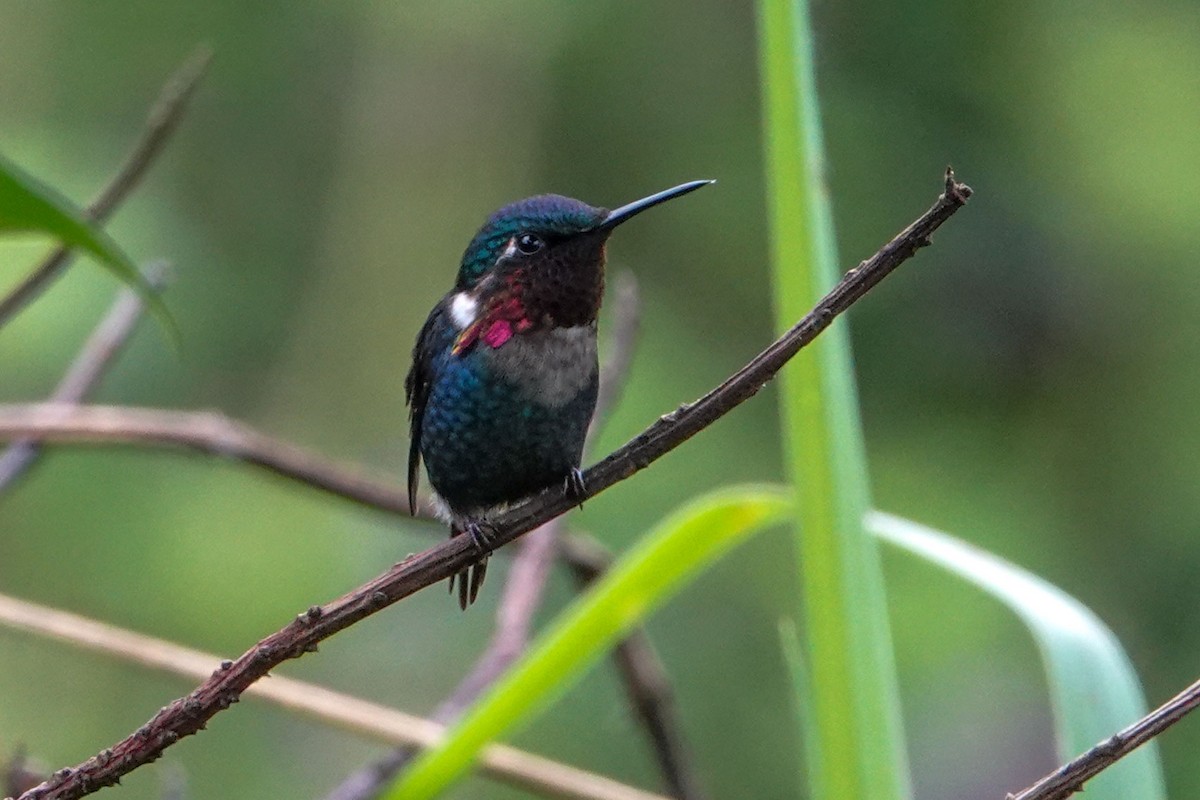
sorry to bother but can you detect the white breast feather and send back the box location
[449,292,478,329]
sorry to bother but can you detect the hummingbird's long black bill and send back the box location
[598,179,715,231]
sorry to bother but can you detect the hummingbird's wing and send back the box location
[405,296,450,516]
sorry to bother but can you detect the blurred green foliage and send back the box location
[1,2,1198,799]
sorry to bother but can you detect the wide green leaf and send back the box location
[387,486,791,800]
[869,511,1166,800]
[0,152,171,329]
[757,0,911,798]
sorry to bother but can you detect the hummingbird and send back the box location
[406,179,713,608]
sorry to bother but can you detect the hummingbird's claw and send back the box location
[464,519,498,553]
[565,468,587,509]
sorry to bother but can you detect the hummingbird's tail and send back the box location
[448,560,488,609]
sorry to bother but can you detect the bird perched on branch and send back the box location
[406,180,712,608]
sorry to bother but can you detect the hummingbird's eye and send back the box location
[515,233,544,255]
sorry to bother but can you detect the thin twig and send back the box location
[3,750,42,799]
[561,536,706,800]
[17,171,971,800]
[0,404,414,517]
[0,262,171,491]
[0,592,670,800]
[1007,675,1200,800]
[326,283,645,800]
[0,48,209,329]
[588,270,641,452]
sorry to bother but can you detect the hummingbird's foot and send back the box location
[564,468,587,509]
[449,519,495,609]
[464,519,498,554]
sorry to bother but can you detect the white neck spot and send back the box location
[449,292,478,329]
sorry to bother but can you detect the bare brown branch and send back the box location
[0,48,209,329]
[0,262,170,490]
[2,258,686,799]
[0,404,414,517]
[16,171,971,800]
[0,592,670,800]
[1007,675,1200,800]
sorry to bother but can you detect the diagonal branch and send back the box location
[16,170,971,800]
[1007,675,1200,800]
[0,48,209,329]
[0,592,669,800]
[0,262,171,491]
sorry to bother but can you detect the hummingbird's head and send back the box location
[452,181,713,338]
[455,195,605,293]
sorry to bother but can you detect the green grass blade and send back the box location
[386,486,791,800]
[0,152,174,334]
[757,1,911,798]
[869,511,1167,800]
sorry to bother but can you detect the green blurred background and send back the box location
[2,2,1199,798]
